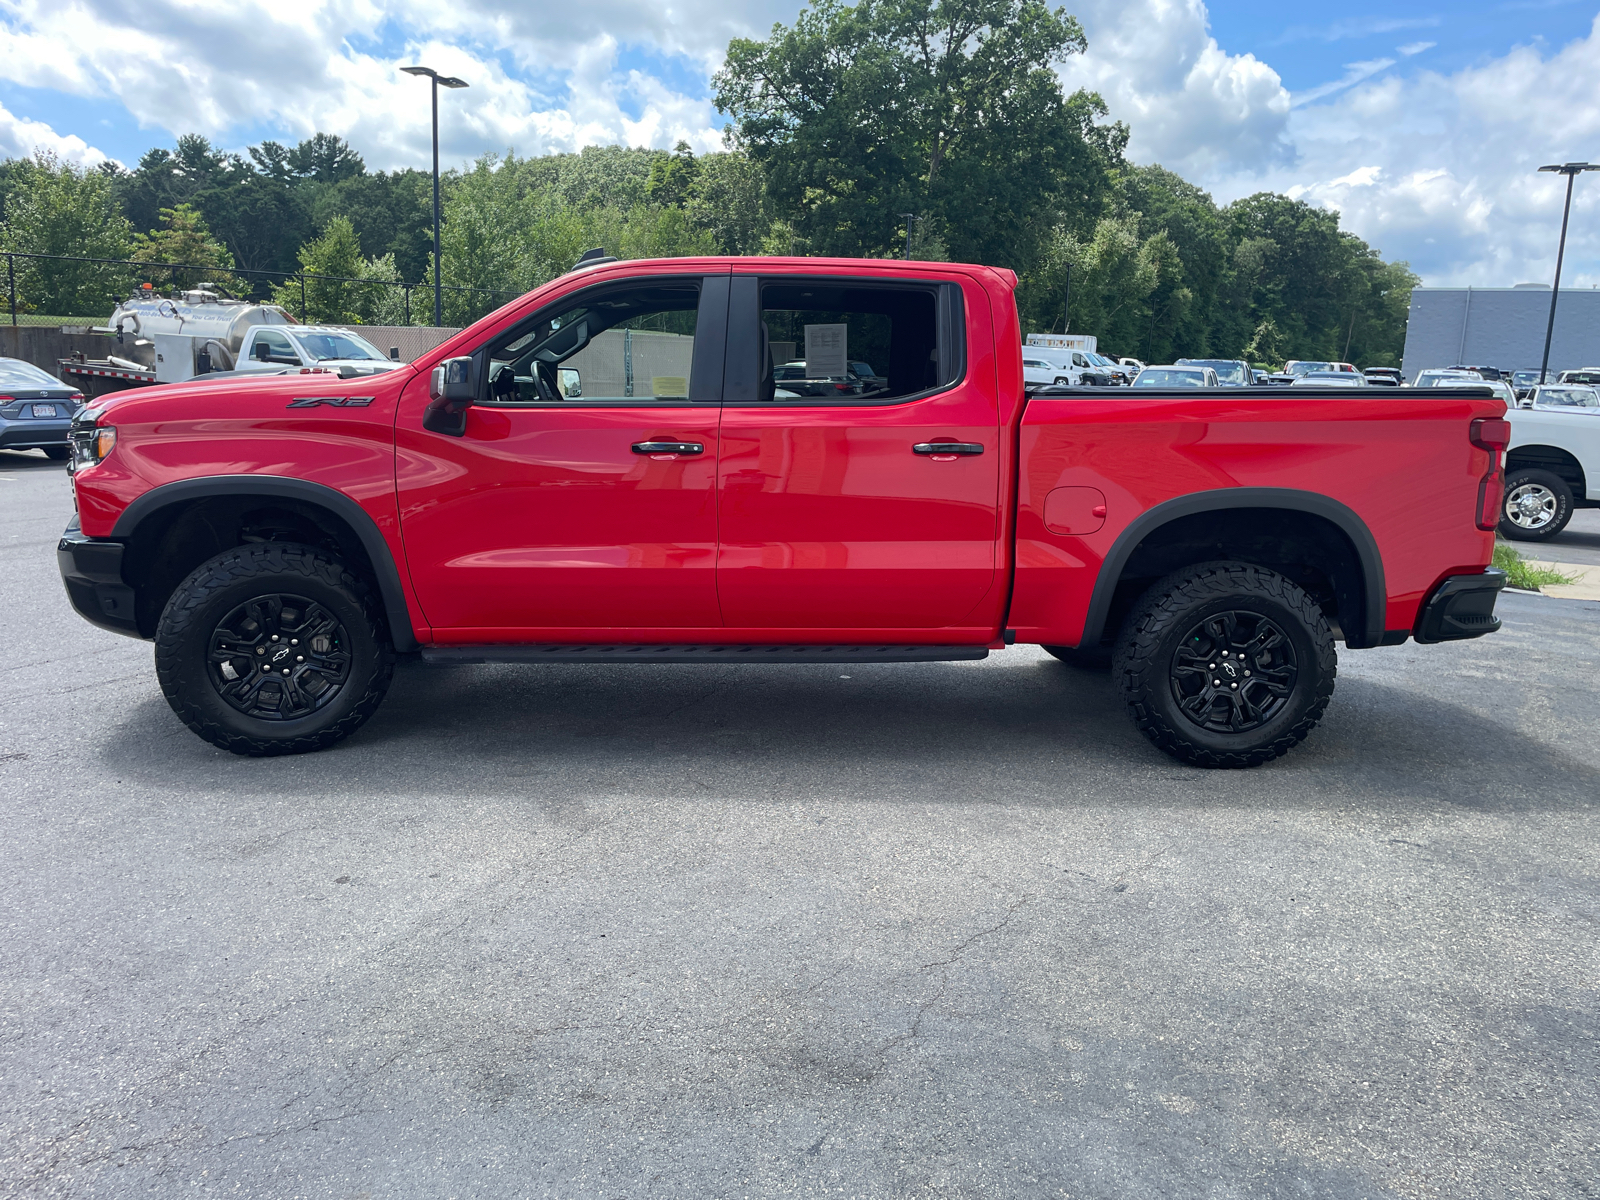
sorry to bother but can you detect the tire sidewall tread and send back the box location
[1498,468,1573,542]
[1112,561,1337,768]
[154,543,393,757]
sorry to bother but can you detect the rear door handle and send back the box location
[913,442,984,456]
[632,441,704,455]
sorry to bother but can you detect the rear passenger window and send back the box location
[725,277,964,404]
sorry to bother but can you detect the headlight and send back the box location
[68,407,115,472]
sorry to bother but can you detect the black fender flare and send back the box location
[111,475,420,651]
[1079,487,1387,650]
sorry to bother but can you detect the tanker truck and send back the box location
[59,285,404,397]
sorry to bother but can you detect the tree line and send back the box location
[0,0,1417,366]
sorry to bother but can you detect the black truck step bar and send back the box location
[420,644,991,665]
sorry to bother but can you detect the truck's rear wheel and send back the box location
[1113,562,1336,768]
[154,543,393,756]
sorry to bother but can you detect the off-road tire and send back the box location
[1042,643,1113,669]
[155,543,393,756]
[1113,561,1336,768]
[42,446,70,461]
[1498,468,1573,542]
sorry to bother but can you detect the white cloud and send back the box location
[1060,0,1293,176]
[0,100,109,165]
[1397,41,1436,56]
[0,0,744,168]
[1204,16,1600,286]
[1291,57,1397,107]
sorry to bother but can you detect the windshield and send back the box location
[1181,359,1246,384]
[295,330,387,362]
[1561,371,1600,385]
[1288,361,1333,376]
[1533,386,1600,408]
[0,359,67,389]
[1134,368,1209,387]
[1416,371,1477,386]
[1512,371,1545,385]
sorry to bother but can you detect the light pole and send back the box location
[402,65,468,327]
[1536,161,1600,385]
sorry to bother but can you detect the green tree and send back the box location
[682,150,775,255]
[1028,214,1183,356]
[274,215,369,322]
[0,151,133,317]
[715,0,1120,269]
[130,202,242,292]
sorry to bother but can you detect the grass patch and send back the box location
[1494,542,1578,590]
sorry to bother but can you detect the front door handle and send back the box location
[913,441,984,456]
[632,441,704,455]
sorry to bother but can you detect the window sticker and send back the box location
[804,324,848,378]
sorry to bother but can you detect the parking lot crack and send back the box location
[877,897,1030,1064]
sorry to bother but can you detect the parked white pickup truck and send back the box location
[1501,399,1600,541]
[59,288,404,398]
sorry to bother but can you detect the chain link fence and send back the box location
[3,250,520,329]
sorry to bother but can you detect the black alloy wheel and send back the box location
[1169,610,1297,734]
[155,543,393,756]
[208,593,352,720]
[1114,561,1336,768]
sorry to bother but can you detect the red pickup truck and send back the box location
[59,255,1509,768]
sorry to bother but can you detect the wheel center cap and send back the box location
[271,646,293,664]
[1223,661,1240,678]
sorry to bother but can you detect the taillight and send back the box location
[1470,417,1511,452]
[1477,469,1504,531]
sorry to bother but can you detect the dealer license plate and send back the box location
[31,404,57,417]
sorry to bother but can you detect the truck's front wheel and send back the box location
[1113,562,1336,768]
[154,544,393,756]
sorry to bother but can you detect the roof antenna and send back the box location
[572,247,618,271]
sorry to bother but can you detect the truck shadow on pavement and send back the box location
[0,449,66,471]
[100,654,1600,815]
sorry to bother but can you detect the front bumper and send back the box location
[58,518,141,638]
[1413,568,1507,644]
[0,417,72,450]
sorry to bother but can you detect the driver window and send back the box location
[252,329,299,364]
[483,279,702,405]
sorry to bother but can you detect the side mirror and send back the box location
[559,368,581,398]
[253,342,271,362]
[423,355,477,436]
[389,346,400,361]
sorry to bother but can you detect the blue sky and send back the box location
[2,0,1599,287]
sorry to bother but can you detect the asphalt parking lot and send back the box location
[2,446,1597,1199]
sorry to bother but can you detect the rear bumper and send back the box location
[1413,568,1507,644]
[58,519,141,638]
[0,417,72,449]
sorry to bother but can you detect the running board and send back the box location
[420,644,990,665]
